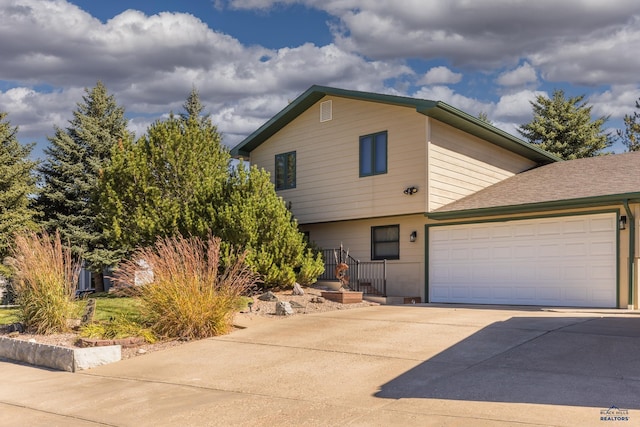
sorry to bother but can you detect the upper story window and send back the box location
[275,151,296,190]
[371,224,400,260]
[360,131,387,177]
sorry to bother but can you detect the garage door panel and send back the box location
[429,213,617,307]
[591,241,615,256]
[591,216,616,232]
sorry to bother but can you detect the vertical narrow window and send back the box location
[275,151,296,190]
[371,225,400,260]
[359,131,387,177]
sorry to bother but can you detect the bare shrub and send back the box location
[9,231,80,334]
[114,235,259,339]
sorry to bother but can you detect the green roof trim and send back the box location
[230,85,561,164]
[426,192,640,220]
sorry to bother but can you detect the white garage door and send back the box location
[429,213,617,307]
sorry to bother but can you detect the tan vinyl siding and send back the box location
[428,120,537,211]
[302,214,426,299]
[251,96,428,224]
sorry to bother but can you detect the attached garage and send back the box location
[428,212,618,308]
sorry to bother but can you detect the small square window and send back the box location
[275,151,296,190]
[360,131,387,177]
[371,225,399,260]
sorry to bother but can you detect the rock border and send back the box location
[0,336,121,372]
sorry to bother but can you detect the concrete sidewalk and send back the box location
[2,304,640,426]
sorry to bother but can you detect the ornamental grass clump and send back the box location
[9,231,80,334]
[114,235,259,340]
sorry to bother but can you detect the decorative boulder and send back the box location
[258,291,278,302]
[292,283,304,296]
[289,300,304,309]
[275,301,294,316]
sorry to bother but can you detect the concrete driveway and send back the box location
[1,304,640,426]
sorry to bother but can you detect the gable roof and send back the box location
[230,85,561,164]
[430,151,640,219]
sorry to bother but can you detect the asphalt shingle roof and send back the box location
[433,151,640,215]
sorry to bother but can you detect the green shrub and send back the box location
[114,235,259,340]
[8,231,80,334]
[296,249,325,286]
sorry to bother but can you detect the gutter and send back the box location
[623,200,636,309]
[428,192,640,220]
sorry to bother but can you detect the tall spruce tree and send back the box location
[617,97,640,152]
[518,89,611,160]
[37,82,129,291]
[0,112,38,277]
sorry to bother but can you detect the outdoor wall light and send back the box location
[410,231,417,242]
[404,186,418,195]
[619,215,627,230]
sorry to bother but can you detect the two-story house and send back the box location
[231,86,640,309]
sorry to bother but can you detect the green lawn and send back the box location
[0,308,19,324]
[0,294,141,326]
[89,294,142,322]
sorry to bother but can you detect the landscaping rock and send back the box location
[292,283,304,296]
[289,300,304,309]
[258,291,278,302]
[7,322,25,333]
[310,297,325,304]
[275,301,293,316]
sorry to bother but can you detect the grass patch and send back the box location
[89,295,142,323]
[0,308,19,325]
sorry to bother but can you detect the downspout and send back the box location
[623,200,635,309]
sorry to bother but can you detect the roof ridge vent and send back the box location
[320,100,332,122]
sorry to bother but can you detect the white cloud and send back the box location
[588,85,640,118]
[2,0,639,157]
[530,17,640,86]
[226,0,640,86]
[496,63,538,87]
[494,90,546,121]
[413,86,491,116]
[418,66,462,85]
[0,86,84,139]
[0,0,413,153]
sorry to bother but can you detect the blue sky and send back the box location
[1,0,639,158]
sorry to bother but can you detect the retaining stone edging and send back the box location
[0,336,121,372]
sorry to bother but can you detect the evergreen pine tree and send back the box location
[0,112,38,276]
[99,89,229,250]
[216,164,324,287]
[100,89,324,287]
[518,89,611,160]
[617,98,640,152]
[37,82,129,291]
